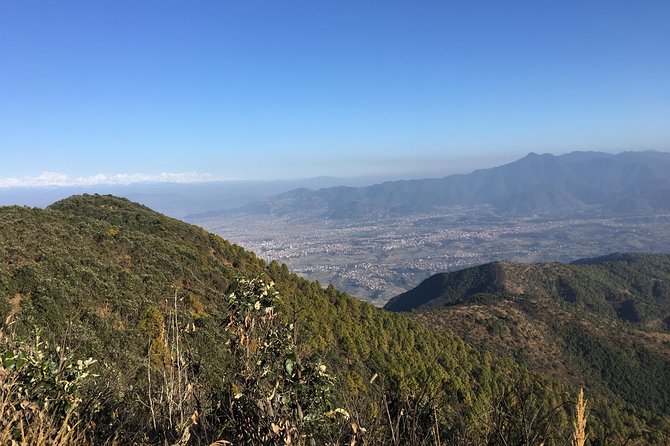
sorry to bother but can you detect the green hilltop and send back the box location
[0,194,668,445]
[385,253,670,325]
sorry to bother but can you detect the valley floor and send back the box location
[191,208,670,305]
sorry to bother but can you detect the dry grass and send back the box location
[0,373,88,446]
[572,388,588,446]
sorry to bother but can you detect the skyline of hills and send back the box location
[0,175,379,217]
[3,150,669,224]
[193,150,670,220]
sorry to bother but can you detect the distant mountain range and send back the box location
[190,150,670,219]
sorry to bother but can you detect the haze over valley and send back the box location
[6,151,670,306]
[189,150,670,304]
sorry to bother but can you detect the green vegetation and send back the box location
[0,194,668,444]
[562,321,670,414]
[392,254,670,445]
[0,326,97,445]
[386,255,670,325]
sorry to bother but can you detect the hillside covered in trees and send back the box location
[1,194,669,445]
[386,255,670,429]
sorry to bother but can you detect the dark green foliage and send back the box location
[562,322,670,414]
[385,262,507,311]
[387,253,670,327]
[390,253,670,444]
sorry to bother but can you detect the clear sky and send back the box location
[1,0,669,184]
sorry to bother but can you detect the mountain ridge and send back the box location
[187,150,670,220]
[0,194,563,444]
[384,253,670,325]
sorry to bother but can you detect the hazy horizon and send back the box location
[0,151,522,188]
[1,149,665,189]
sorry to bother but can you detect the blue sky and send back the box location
[1,0,669,184]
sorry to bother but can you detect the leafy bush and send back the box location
[214,277,348,445]
[0,326,97,445]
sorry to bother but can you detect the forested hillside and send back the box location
[386,255,670,431]
[385,254,670,325]
[0,195,668,445]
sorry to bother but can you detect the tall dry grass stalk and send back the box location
[0,374,87,446]
[572,388,588,446]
